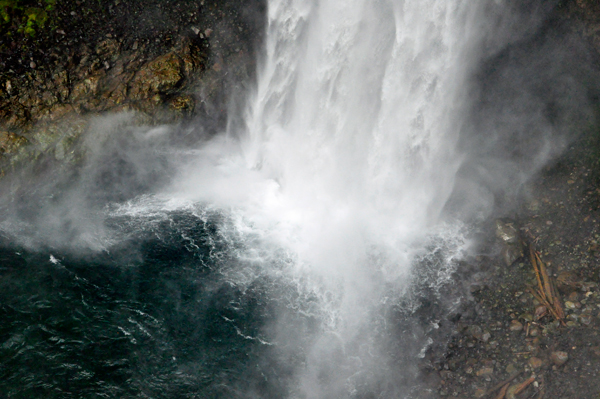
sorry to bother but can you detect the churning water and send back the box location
[0,0,594,398]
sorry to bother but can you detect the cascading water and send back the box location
[0,0,592,398]
[163,0,487,396]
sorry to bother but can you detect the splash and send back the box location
[162,0,496,396]
[173,0,485,274]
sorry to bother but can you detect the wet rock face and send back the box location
[67,37,206,115]
[0,131,28,157]
[2,35,207,127]
[0,35,208,172]
[0,0,266,175]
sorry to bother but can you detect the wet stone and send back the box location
[476,366,494,377]
[0,130,28,154]
[534,305,547,320]
[482,331,491,342]
[440,370,453,380]
[495,219,524,266]
[502,244,524,267]
[551,351,569,366]
[529,357,543,369]
[568,314,580,322]
[521,313,533,322]
[506,363,518,374]
[496,219,520,244]
[529,327,540,337]
[580,314,593,325]
[467,325,483,341]
[509,320,524,332]
[525,341,539,353]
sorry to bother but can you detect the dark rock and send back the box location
[495,219,524,266]
[129,52,184,98]
[0,131,28,155]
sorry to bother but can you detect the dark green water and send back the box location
[0,210,297,398]
[0,206,457,398]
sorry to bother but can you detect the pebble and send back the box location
[521,313,533,322]
[529,357,543,369]
[506,383,521,399]
[567,292,580,301]
[534,305,547,319]
[509,320,523,332]
[506,364,518,374]
[467,325,483,341]
[440,370,453,380]
[529,327,540,337]
[551,351,569,366]
[565,301,576,310]
[476,367,494,377]
[568,314,579,322]
[525,342,538,353]
[482,331,491,342]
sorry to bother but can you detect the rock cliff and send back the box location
[0,0,265,175]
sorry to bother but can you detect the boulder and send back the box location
[495,219,524,266]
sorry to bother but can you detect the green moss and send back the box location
[1,0,56,37]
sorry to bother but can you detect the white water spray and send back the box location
[165,1,500,396]
[176,0,486,274]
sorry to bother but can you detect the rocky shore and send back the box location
[423,131,600,398]
[421,3,600,397]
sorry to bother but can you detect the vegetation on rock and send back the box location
[0,0,56,36]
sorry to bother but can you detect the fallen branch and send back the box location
[506,375,535,399]
[483,371,522,398]
[528,246,565,324]
[513,375,535,396]
[494,383,510,399]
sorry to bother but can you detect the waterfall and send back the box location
[240,0,480,265]
[167,0,495,396]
